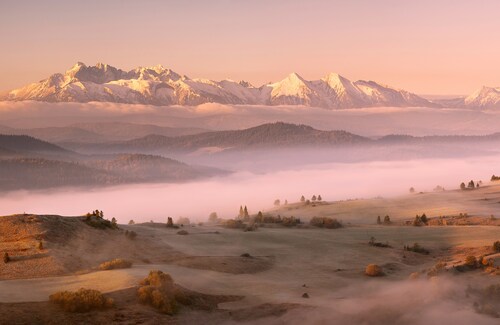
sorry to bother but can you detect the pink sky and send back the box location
[0,0,498,95]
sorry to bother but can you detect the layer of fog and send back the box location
[272,277,499,325]
[1,155,498,223]
[2,101,500,136]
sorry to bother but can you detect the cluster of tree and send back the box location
[368,236,391,248]
[300,195,322,202]
[238,206,250,221]
[254,211,301,226]
[83,210,118,229]
[413,213,428,226]
[491,175,500,181]
[310,216,342,229]
[404,243,430,255]
[460,180,481,190]
[376,215,392,225]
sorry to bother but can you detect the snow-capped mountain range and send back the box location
[1,62,498,109]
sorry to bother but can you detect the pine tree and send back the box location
[376,216,382,224]
[317,195,322,201]
[300,195,305,202]
[243,206,249,221]
[239,206,244,219]
[383,215,391,224]
[256,211,263,223]
[312,195,317,201]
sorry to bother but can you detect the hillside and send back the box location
[0,134,69,155]
[1,62,437,109]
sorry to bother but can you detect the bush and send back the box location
[465,255,477,268]
[99,258,132,271]
[310,217,342,229]
[49,288,114,312]
[177,230,189,235]
[493,241,500,252]
[137,270,182,315]
[125,230,137,240]
[365,264,384,276]
[404,243,430,255]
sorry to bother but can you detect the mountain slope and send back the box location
[0,135,70,154]
[2,62,437,109]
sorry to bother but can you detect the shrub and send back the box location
[310,217,342,229]
[137,270,181,315]
[404,243,430,255]
[224,219,244,229]
[49,288,114,312]
[365,264,384,276]
[99,258,132,271]
[3,252,10,263]
[125,230,137,240]
[493,241,500,252]
[465,255,477,268]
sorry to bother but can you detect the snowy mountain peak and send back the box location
[0,62,463,109]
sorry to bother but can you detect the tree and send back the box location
[208,212,218,223]
[300,195,305,202]
[305,200,311,205]
[413,215,422,226]
[128,220,135,225]
[3,252,10,263]
[383,215,391,224]
[460,182,466,190]
[376,216,382,225]
[409,187,415,193]
[256,211,263,223]
[99,210,104,218]
[274,199,281,206]
[493,241,500,252]
[420,213,428,224]
[243,206,249,221]
[311,195,317,202]
[284,200,288,205]
[111,217,117,226]
[468,180,475,189]
[317,195,322,201]
[38,241,44,250]
[239,206,244,219]
[166,217,174,228]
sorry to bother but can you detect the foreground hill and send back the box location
[1,62,437,109]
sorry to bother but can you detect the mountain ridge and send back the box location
[1,62,443,109]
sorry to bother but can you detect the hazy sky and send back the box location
[0,0,498,95]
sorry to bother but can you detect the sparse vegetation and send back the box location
[365,264,384,276]
[99,258,133,270]
[125,230,137,240]
[310,217,342,229]
[49,288,114,312]
[368,236,391,248]
[404,243,430,255]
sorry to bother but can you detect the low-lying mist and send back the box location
[2,101,500,136]
[1,155,498,223]
[274,276,499,325]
